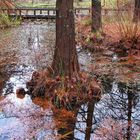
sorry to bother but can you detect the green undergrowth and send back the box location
[15,0,131,9]
[0,14,21,29]
[81,17,92,26]
[16,2,55,8]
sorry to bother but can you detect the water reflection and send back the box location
[0,21,94,139]
[73,81,140,140]
[0,21,140,139]
[0,21,56,139]
[2,65,34,95]
[0,93,57,139]
[94,82,139,139]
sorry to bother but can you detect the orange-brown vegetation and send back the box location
[0,0,15,9]
[53,108,75,128]
[26,71,101,110]
[76,14,140,57]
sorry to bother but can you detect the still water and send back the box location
[0,21,140,140]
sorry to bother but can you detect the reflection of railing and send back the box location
[0,8,130,19]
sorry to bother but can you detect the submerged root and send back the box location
[26,70,102,110]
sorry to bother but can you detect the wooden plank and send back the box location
[26,10,28,15]
[19,10,21,16]
[48,10,50,16]
[34,10,36,16]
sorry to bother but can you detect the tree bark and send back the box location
[91,0,102,32]
[52,0,79,78]
[133,0,140,22]
[126,91,133,140]
[85,101,95,140]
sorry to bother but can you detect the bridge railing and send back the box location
[0,7,130,19]
[0,8,56,18]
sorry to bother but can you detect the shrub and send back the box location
[0,13,21,28]
[81,17,92,26]
[103,6,140,56]
[116,17,140,41]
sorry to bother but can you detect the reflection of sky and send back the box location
[0,22,56,139]
[74,82,140,140]
[0,75,56,140]
[0,63,56,139]
[74,104,88,140]
[2,65,34,95]
[78,50,93,71]
[0,21,97,140]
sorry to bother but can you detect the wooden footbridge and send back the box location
[0,7,128,19]
[0,8,56,19]
[0,7,92,19]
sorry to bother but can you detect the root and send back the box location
[26,70,102,110]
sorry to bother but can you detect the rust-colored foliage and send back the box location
[32,98,51,109]
[53,108,75,128]
[26,70,101,110]
[0,0,15,9]
[76,16,105,52]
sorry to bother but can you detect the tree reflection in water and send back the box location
[71,81,140,140]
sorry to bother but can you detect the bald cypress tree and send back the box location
[52,0,79,78]
[133,0,140,22]
[91,0,102,32]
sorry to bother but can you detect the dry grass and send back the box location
[26,70,101,110]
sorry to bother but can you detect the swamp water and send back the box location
[0,21,140,140]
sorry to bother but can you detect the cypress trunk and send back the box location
[133,0,140,22]
[91,0,102,32]
[52,0,79,78]
[85,101,95,140]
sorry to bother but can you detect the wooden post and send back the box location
[48,10,50,16]
[19,10,21,17]
[89,9,90,13]
[2,9,5,13]
[104,9,108,15]
[15,9,17,17]
[34,10,36,16]
[26,10,28,15]
[7,9,10,15]
[89,8,91,14]
[75,9,77,15]
[53,9,55,15]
